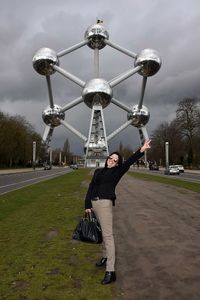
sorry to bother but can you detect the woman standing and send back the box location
[85,140,151,284]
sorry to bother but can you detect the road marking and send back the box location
[0,170,69,189]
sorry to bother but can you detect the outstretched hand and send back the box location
[140,139,151,152]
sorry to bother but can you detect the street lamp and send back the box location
[33,141,36,170]
[165,141,169,169]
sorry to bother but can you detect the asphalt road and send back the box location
[0,167,199,196]
[0,167,73,195]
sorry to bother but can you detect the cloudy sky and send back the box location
[1,0,200,154]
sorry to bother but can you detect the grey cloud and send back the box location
[1,0,200,153]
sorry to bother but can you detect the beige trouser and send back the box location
[92,199,115,271]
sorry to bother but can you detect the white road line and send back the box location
[0,170,68,189]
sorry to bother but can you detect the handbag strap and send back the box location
[85,211,96,222]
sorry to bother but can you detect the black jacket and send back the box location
[85,149,143,209]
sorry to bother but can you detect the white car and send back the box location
[174,165,184,173]
[164,165,180,175]
[70,164,78,169]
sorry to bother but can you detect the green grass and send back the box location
[0,169,121,300]
[128,171,200,194]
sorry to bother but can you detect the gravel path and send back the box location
[114,174,200,300]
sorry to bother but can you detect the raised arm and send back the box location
[140,139,151,153]
[119,139,151,175]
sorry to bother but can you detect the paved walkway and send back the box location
[114,174,200,300]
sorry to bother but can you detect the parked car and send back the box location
[44,164,52,170]
[174,165,184,173]
[70,164,78,169]
[164,165,180,175]
[149,163,159,171]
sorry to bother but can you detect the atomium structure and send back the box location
[32,21,161,167]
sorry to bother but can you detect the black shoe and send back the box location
[101,271,116,285]
[96,257,107,267]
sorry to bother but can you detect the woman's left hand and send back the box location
[140,139,151,152]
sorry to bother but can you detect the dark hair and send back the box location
[104,151,123,168]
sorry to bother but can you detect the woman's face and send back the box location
[107,154,119,168]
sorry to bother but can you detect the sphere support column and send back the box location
[85,105,108,168]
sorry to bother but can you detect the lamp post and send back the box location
[165,141,169,170]
[33,141,36,170]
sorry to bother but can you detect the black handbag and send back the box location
[73,211,102,244]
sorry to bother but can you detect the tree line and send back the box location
[0,97,199,168]
[0,112,75,168]
[0,112,45,167]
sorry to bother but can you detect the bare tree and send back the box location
[149,120,184,166]
[176,97,200,165]
[149,122,170,165]
[62,138,72,164]
[52,148,62,165]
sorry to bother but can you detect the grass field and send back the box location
[0,169,121,300]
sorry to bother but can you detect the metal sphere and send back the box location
[82,78,113,108]
[127,105,150,127]
[90,144,106,153]
[32,48,59,76]
[42,104,65,127]
[84,23,109,49]
[84,140,107,153]
[134,49,161,77]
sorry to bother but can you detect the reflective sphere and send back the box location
[127,105,150,127]
[91,140,106,153]
[134,49,161,77]
[32,48,59,76]
[85,24,109,49]
[82,78,113,108]
[84,140,107,153]
[42,104,65,127]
